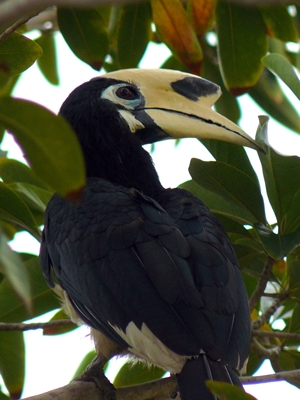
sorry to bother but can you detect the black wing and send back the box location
[40,178,250,370]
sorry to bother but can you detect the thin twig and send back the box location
[241,369,300,385]
[252,329,300,341]
[248,255,275,313]
[0,319,74,331]
[251,338,281,360]
[0,11,40,42]
[252,297,283,330]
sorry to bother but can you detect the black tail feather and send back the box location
[176,355,242,400]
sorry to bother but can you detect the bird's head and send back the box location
[60,68,261,152]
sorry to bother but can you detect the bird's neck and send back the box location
[84,129,164,197]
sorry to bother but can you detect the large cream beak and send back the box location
[104,69,262,152]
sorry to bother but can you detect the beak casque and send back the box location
[104,69,262,152]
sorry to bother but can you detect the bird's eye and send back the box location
[116,86,139,100]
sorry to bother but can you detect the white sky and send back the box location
[1,33,300,399]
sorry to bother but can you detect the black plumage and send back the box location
[40,70,252,400]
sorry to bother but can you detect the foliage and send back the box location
[0,0,300,398]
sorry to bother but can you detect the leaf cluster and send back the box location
[0,1,300,399]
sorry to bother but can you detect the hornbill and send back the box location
[40,69,259,399]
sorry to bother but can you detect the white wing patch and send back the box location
[110,321,187,373]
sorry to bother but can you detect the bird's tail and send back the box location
[176,355,242,400]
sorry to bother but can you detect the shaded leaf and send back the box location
[0,98,86,197]
[189,158,266,223]
[72,350,97,379]
[9,182,52,214]
[161,54,186,71]
[0,331,25,399]
[235,244,266,277]
[254,223,300,260]
[0,33,42,77]
[113,361,165,387]
[0,256,60,323]
[284,190,300,233]
[0,231,31,310]
[200,139,259,186]
[249,69,300,134]
[151,0,202,74]
[260,6,298,43]
[43,309,76,335]
[117,2,152,68]
[289,303,300,334]
[0,182,40,238]
[187,0,216,38]
[216,2,267,95]
[262,53,300,101]
[180,180,257,225]
[0,158,49,189]
[277,350,300,373]
[287,245,300,289]
[36,34,59,85]
[206,380,257,400]
[57,8,109,70]
[256,116,300,231]
[202,57,241,123]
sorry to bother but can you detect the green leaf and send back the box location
[216,2,268,95]
[8,182,52,226]
[287,245,300,289]
[254,223,300,260]
[249,69,300,134]
[117,2,152,68]
[0,158,49,189]
[289,303,300,334]
[9,182,51,213]
[202,57,241,123]
[151,0,202,74]
[0,182,40,238]
[57,8,109,70]
[0,256,60,323]
[72,350,97,379]
[35,34,59,85]
[206,380,257,400]
[234,245,266,277]
[113,361,165,387]
[180,180,257,225]
[256,116,300,231]
[260,6,298,43]
[0,231,31,310]
[200,139,259,186]
[0,331,25,399]
[0,98,86,197]
[0,33,42,77]
[189,159,266,223]
[262,53,300,101]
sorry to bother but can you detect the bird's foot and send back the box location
[74,356,116,400]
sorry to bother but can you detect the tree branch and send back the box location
[252,328,300,341]
[252,297,283,330]
[241,369,300,385]
[22,368,300,400]
[248,256,275,313]
[0,319,74,331]
[0,0,147,32]
[251,338,281,360]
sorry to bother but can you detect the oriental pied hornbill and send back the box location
[40,69,259,399]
